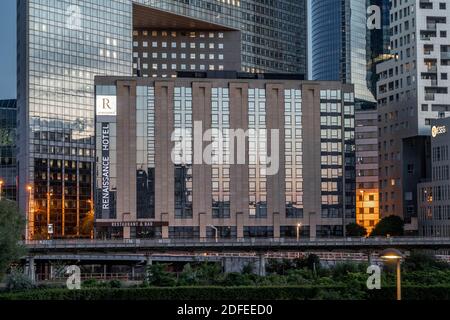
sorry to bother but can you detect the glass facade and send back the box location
[136,86,155,219]
[311,0,390,103]
[0,100,17,201]
[211,88,231,218]
[284,89,303,218]
[173,87,193,219]
[18,0,307,239]
[248,88,267,218]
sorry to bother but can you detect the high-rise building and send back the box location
[0,99,17,201]
[311,0,390,105]
[355,105,379,234]
[95,72,355,239]
[376,0,450,226]
[417,117,450,237]
[311,0,390,232]
[17,0,307,239]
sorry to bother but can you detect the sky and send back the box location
[0,0,16,100]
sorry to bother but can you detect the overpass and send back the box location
[23,237,450,253]
[20,237,450,281]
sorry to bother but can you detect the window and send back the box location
[171,42,177,48]
[152,42,157,48]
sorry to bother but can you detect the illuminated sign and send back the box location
[96,95,117,116]
[101,123,110,217]
[432,125,447,138]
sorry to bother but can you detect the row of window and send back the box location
[133,31,225,39]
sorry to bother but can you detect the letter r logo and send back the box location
[103,98,111,109]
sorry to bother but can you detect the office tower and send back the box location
[355,106,379,234]
[95,72,355,239]
[417,117,450,237]
[311,0,390,231]
[376,0,450,226]
[311,0,391,105]
[0,99,17,201]
[17,0,307,239]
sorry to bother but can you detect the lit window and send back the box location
[152,64,158,70]
[209,43,215,49]
[200,33,205,38]
[209,32,214,38]
[112,52,117,59]
[152,42,157,48]
[190,43,196,49]
[181,53,186,59]
[172,42,177,48]
[181,42,186,48]
[133,41,138,47]
[143,41,148,47]
[133,52,138,58]
[190,64,196,70]
[142,31,148,36]
[171,53,177,59]
[218,65,224,70]
[171,31,177,37]
[162,53,167,59]
[209,54,215,59]
[200,54,205,59]
[219,54,224,60]
[200,65,205,70]
[219,43,224,49]
[209,65,215,70]
[181,64,186,70]
[162,31,168,37]
[152,31,157,37]
[143,63,148,69]
[162,42,167,48]
[190,53,196,59]
[143,52,148,58]
[162,64,167,70]
[152,52,157,58]
[200,43,205,49]
[190,32,196,38]
[106,50,111,58]
[133,30,139,36]
[171,64,177,70]
[218,32,224,38]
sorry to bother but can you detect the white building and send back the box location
[376,0,450,227]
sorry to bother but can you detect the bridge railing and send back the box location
[21,236,450,249]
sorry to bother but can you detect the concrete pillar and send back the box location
[258,254,266,276]
[145,256,153,282]
[25,257,36,283]
[367,252,373,265]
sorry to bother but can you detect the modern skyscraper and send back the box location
[376,0,450,226]
[311,0,390,106]
[95,72,355,239]
[0,99,17,201]
[17,0,307,239]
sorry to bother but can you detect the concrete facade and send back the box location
[94,73,355,240]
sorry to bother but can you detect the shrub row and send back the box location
[0,285,449,300]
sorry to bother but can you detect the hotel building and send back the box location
[94,72,355,239]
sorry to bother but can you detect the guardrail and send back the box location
[22,237,450,252]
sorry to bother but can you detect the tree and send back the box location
[370,215,404,236]
[0,200,26,280]
[145,263,176,287]
[403,251,449,271]
[346,223,367,237]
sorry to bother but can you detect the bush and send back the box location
[5,269,35,292]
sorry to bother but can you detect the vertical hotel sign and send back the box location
[96,95,117,218]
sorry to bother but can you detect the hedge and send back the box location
[0,286,449,300]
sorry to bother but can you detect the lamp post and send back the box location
[208,224,218,242]
[379,248,404,300]
[0,179,3,201]
[296,223,302,241]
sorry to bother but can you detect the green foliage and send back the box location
[0,200,26,280]
[346,223,367,237]
[403,251,450,271]
[4,268,36,292]
[82,279,123,289]
[242,262,254,275]
[371,215,404,236]
[145,264,176,287]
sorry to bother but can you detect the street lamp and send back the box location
[208,224,218,243]
[379,248,404,301]
[296,223,302,241]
